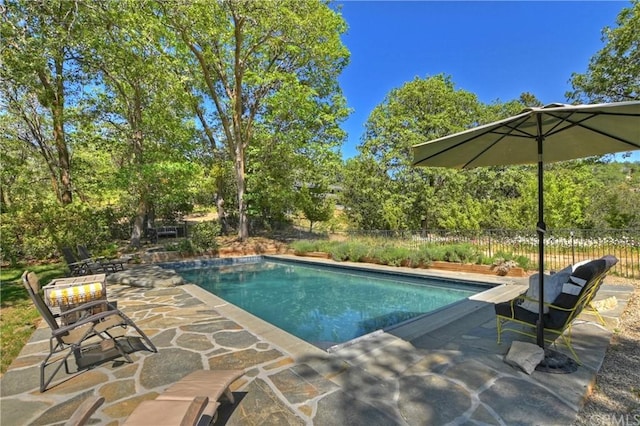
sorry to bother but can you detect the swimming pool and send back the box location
[173,258,489,349]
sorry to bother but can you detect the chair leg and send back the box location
[560,335,581,365]
[560,325,582,365]
[496,317,503,344]
[223,387,235,404]
[117,311,157,353]
[587,303,607,326]
[41,349,74,392]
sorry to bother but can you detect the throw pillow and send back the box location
[520,264,572,314]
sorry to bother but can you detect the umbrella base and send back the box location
[535,349,578,374]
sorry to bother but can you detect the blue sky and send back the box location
[334,1,639,161]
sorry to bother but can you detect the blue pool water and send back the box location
[174,259,487,349]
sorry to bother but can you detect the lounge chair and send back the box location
[77,244,128,273]
[124,396,210,426]
[124,369,244,425]
[62,246,105,276]
[494,255,618,363]
[67,395,105,426]
[22,271,157,392]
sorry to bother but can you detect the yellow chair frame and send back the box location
[496,267,610,365]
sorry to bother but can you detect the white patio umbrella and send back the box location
[412,101,640,350]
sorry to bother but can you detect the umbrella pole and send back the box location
[535,118,578,373]
[536,116,545,348]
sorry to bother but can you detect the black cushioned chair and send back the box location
[495,255,618,363]
[77,244,128,273]
[62,246,105,276]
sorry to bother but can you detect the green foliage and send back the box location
[341,75,529,231]
[0,200,129,264]
[325,241,369,262]
[568,1,640,102]
[446,244,479,263]
[514,255,531,270]
[296,185,336,232]
[293,239,502,268]
[1,0,86,205]
[189,222,222,254]
[340,156,392,230]
[1,0,638,268]
[160,0,349,239]
[406,248,433,268]
[291,240,322,254]
[423,243,480,263]
[0,263,68,374]
[164,239,195,255]
[492,251,529,269]
[586,163,640,228]
[369,246,412,266]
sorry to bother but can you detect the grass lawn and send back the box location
[0,263,68,374]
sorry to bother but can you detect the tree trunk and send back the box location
[128,91,147,248]
[131,199,145,249]
[0,186,10,209]
[54,55,72,204]
[235,145,249,241]
[215,194,228,235]
[38,55,73,205]
[53,105,72,204]
[233,15,248,242]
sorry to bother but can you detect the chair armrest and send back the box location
[544,303,574,313]
[54,307,122,336]
[517,294,576,313]
[504,292,527,315]
[515,294,561,310]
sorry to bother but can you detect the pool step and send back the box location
[386,283,527,342]
[329,283,528,379]
[331,332,427,379]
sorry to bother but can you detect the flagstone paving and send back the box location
[0,259,632,425]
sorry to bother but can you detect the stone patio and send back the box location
[0,256,633,425]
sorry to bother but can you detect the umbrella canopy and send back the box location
[412,101,640,349]
[413,102,640,168]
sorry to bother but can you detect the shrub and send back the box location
[189,221,221,254]
[374,246,412,266]
[290,240,321,254]
[290,239,490,269]
[327,241,369,262]
[163,242,181,252]
[454,244,480,263]
[492,251,526,267]
[408,247,433,267]
[344,242,370,262]
[0,201,131,264]
[316,240,338,253]
[514,255,530,269]
[424,244,446,262]
[437,243,481,263]
[328,243,350,261]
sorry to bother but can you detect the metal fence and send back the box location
[341,229,640,279]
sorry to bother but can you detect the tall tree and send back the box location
[343,75,525,230]
[1,0,86,204]
[78,1,199,247]
[160,0,349,240]
[567,1,640,103]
